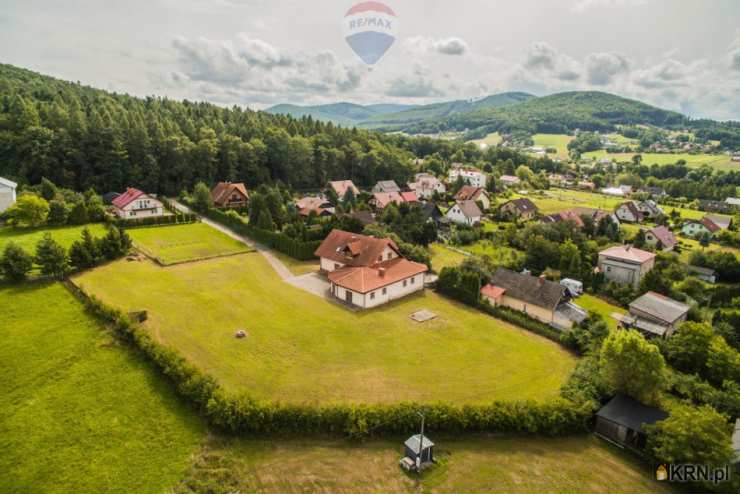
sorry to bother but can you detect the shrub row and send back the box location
[74,286,591,437]
[201,207,320,261]
[479,302,578,351]
[115,213,199,229]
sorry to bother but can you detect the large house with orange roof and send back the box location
[315,230,428,309]
[211,182,249,208]
[327,180,360,200]
[598,245,656,288]
[112,188,164,219]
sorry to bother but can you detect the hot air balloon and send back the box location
[342,2,398,65]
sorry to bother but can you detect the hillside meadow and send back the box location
[583,150,736,171]
[0,223,108,253]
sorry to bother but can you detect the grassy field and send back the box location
[175,435,675,494]
[468,132,502,148]
[676,236,740,262]
[577,294,626,331]
[127,223,252,265]
[272,250,320,276]
[531,133,573,158]
[0,223,108,253]
[461,240,525,267]
[583,151,737,171]
[74,253,576,404]
[429,243,469,271]
[0,282,204,494]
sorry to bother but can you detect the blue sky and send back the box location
[1,0,739,119]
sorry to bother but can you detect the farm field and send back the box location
[73,252,577,404]
[0,282,204,494]
[577,294,626,331]
[531,133,573,158]
[0,223,108,253]
[127,223,252,265]
[175,435,674,494]
[583,151,737,171]
[429,243,468,271]
[675,236,740,262]
[468,131,502,148]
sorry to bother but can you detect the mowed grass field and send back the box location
[583,150,737,171]
[0,283,204,494]
[174,435,675,494]
[0,223,108,253]
[577,294,626,331]
[461,240,525,267]
[468,131,502,149]
[127,223,252,265]
[429,243,469,271]
[74,252,576,404]
[532,133,573,158]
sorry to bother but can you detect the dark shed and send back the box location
[595,394,668,450]
[102,192,120,205]
[404,434,434,464]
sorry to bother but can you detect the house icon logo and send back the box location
[342,2,398,65]
[656,464,668,481]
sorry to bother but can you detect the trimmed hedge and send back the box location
[200,207,320,261]
[116,213,199,229]
[72,284,591,437]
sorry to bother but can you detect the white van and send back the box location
[560,278,583,297]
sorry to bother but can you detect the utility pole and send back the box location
[416,411,425,472]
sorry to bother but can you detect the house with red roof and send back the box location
[112,188,164,219]
[645,226,677,251]
[681,216,721,238]
[327,180,360,201]
[454,186,491,210]
[211,182,249,208]
[314,230,428,309]
[598,245,656,289]
[615,201,644,224]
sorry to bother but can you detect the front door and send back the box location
[345,290,353,304]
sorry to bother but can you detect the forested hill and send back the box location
[0,64,433,195]
[400,91,688,136]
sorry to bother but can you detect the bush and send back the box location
[34,233,68,279]
[0,242,33,282]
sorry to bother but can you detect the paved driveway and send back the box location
[285,272,330,299]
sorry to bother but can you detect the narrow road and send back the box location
[170,199,294,280]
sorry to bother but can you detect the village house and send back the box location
[371,180,401,194]
[480,268,587,330]
[644,226,677,251]
[407,173,446,199]
[0,176,18,212]
[445,200,482,226]
[725,197,740,209]
[636,200,663,220]
[578,181,596,191]
[688,265,716,284]
[615,201,643,223]
[211,182,249,209]
[543,207,618,229]
[112,188,164,219]
[594,394,668,451]
[622,291,690,338]
[699,199,734,214]
[499,175,521,188]
[420,202,445,225]
[400,191,419,204]
[370,191,418,210]
[295,195,334,217]
[681,217,720,238]
[705,214,732,230]
[448,164,488,188]
[454,186,491,210]
[499,198,538,221]
[327,180,360,201]
[314,230,428,309]
[598,245,656,288]
[342,210,376,227]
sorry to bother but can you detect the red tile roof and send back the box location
[328,180,360,198]
[700,216,721,233]
[599,245,656,264]
[211,182,249,205]
[454,186,487,202]
[372,192,404,209]
[328,257,428,294]
[648,226,677,249]
[400,191,418,203]
[480,284,506,299]
[315,229,399,267]
[112,188,145,209]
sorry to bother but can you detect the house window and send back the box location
[387,252,392,260]
[410,277,415,284]
[403,280,407,287]
[334,263,340,270]
[382,287,387,295]
[370,292,375,300]
[378,255,382,262]
[606,267,612,272]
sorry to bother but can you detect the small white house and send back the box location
[448,164,487,188]
[0,177,18,213]
[445,200,482,226]
[112,188,164,219]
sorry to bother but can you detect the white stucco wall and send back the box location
[0,185,16,213]
[331,273,424,309]
[115,195,164,218]
[445,206,479,226]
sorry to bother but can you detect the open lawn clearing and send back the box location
[583,151,737,171]
[675,236,740,263]
[0,223,107,254]
[577,294,626,331]
[272,249,320,276]
[461,240,525,267]
[127,222,252,265]
[0,282,204,494]
[175,435,675,494]
[74,253,576,404]
[532,133,573,158]
[429,243,468,271]
[468,131,502,148]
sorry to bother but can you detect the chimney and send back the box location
[379,267,386,277]
[538,274,546,286]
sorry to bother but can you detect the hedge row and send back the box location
[115,213,199,229]
[74,285,591,437]
[201,207,320,261]
[479,302,578,351]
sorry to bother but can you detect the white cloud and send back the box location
[584,52,630,85]
[403,36,469,56]
[572,0,646,13]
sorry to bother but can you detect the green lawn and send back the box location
[532,133,573,158]
[272,250,320,276]
[0,223,108,254]
[468,132,502,148]
[127,223,252,265]
[577,294,626,331]
[174,435,675,494]
[583,151,737,171]
[461,240,525,267]
[0,283,204,494]
[429,243,469,271]
[74,253,576,404]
